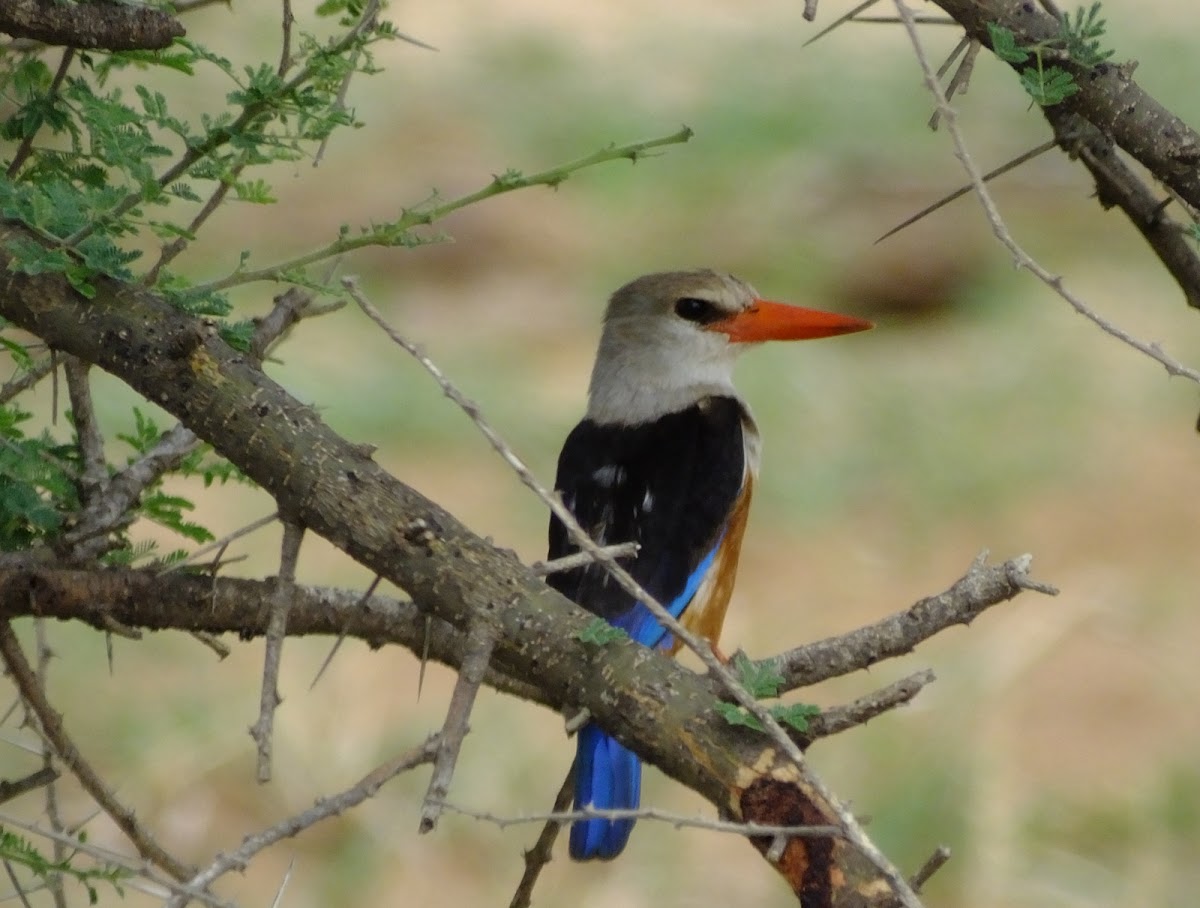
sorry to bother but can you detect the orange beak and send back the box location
[708,299,873,343]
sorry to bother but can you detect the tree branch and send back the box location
[0,0,184,51]
[763,552,1056,691]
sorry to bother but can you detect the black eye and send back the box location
[674,297,720,324]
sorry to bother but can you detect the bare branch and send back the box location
[0,766,57,806]
[509,768,574,908]
[803,0,883,47]
[909,845,952,893]
[419,619,496,833]
[876,141,1056,243]
[164,735,440,908]
[804,669,936,743]
[0,356,54,406]
[529,542,639,575]
[0,621,195,882]
[439,800,843,840]
[251,521,304,782]
[765,552,1055,691]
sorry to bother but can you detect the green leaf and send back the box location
[576,619,627,646]
[987,22,1029,64]
[770,703,821,733]
[715,701,764,731]
[1020,64,1079,106]
[730,652,784,699]
[715,701,821,734]
[1061,1,1114,68]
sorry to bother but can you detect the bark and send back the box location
[0,0,184,51]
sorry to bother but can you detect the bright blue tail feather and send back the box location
[569,722,641,860]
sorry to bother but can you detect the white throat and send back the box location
[585,318,742,425]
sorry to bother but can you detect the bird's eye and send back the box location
[674,297,720,324]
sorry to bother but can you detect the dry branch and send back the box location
[765,552,1055,691]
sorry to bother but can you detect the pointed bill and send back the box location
[709,299,873,343]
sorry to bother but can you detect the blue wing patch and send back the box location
[612,540,720,650]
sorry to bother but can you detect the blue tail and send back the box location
[569,721,641,860]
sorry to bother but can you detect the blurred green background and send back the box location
[5,1,1200,906]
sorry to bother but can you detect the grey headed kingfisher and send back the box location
[546,269,872,860]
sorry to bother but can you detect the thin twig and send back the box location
[164,735,440,908]
[529,542,639,575]
[438,800,843,840]
[159,512,279,574]
[929,39,981,130]
[34,621,67,908]
[892,0,1200,385]
[420,620,496,832]
[186,128,693,298]
[508,767,574,908]
[876,141,1056,243]
[0,766,57,806]
[311,0,374,167]
[0,812,227,908]
[802,0,883,47]
[251,521,304,782]
[277,0,294,76]
[0,356,55,406]
[3,860,36,908]
[909,844,952,892]
[804,669,936,742]
[0,622,195,881]
[6,48,73,178]
[309,574,381,689]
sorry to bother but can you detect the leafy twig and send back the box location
[189,128,694,296]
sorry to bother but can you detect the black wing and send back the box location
[546,395,746,635]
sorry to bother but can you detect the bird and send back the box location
[546,269,872,861]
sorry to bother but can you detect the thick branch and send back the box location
[0,0,184,51]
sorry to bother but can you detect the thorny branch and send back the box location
[764,552,1056,691]
[419,620,496,833]
[892,0,1200,385]
[0,621,195,883]
[251,521,304,782]
[164,735,440,908]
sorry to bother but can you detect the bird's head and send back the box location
[587,269,871,425]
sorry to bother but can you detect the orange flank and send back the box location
[672,473,755,656]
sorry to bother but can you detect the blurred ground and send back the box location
[4,2,1200,907]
